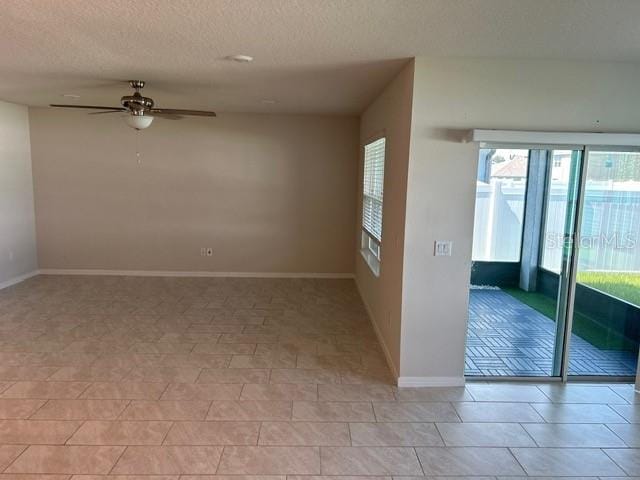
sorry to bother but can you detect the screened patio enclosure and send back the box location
[466,145,640,379]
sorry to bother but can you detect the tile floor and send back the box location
[0,274,637,478]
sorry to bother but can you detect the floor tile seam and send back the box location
[106,443,129,475]
[517,421,541,447]
[61,417,88,445]
[0,443,28,473]
[602,422,635,447]
[156,382,173,401]
[431,422,452,447]
[23,398,49,420]
[601,444,635,475]
[214,444,225,475]
[411,445,426,476]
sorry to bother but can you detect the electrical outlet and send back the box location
[206,248,213,257]
[434,240,453,256]
[200,248,206,256]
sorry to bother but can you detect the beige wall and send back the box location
[0,100,37,287]
[400,58,640,384]
[29,108,358,274]
[356,61,414,376]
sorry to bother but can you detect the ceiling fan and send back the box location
[50,80,216,130]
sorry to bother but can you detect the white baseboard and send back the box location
[38,269,354,279]
[0,270,39,291]
[354,279,399,381]
[398,376,466,388]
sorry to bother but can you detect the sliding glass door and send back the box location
[467,144,640,380]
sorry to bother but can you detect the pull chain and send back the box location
[135,129,142,164]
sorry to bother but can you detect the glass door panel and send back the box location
[465,148,582,377]
[466,148,534,376]
[568,150,640,377]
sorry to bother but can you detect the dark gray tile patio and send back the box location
[466,288,638,377]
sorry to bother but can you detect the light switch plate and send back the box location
[434,240,453,256]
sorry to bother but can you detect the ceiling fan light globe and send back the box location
[125,114,154,130]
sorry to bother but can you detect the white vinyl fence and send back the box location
[472,179,640,272]
[472,180,526,262]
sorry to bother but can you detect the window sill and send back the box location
[360,249,380,277]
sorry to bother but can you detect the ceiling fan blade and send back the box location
[50,104,126,111]
[150,108,216,117]
[153,113,182,120]
[88,110,126,115]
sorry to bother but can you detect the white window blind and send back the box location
[362,137,386,243]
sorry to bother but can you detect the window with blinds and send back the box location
[362,137,386,246]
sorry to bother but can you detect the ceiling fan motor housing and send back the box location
[121,81,154,115]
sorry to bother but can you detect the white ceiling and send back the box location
[2,0,640,114]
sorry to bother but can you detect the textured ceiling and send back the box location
[2,0,640,114]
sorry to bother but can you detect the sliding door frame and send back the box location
[558,146,588,382]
